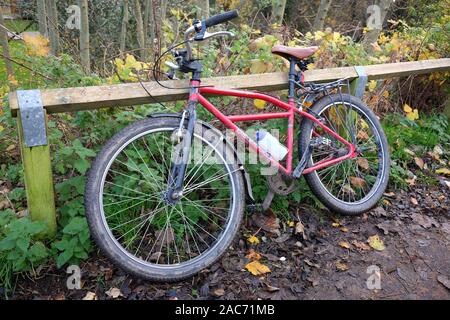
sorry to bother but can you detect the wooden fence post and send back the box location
[349,66,368,98]
[16,92,56,237]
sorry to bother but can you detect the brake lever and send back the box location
[193,31,235,42]
[164,61,180,80]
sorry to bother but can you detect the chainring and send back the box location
[266,173,296,196]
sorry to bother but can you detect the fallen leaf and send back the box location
[245,249,262,261]
[213,288,225,297]
[414,157,424,169]
[403,104,413,113]
[340,227,349,232]
[356,158,369,170]
[6,145,15,152]
[295,221,306,238]
[336,261,349,271]
[82,291,96,300]
[405,178,416,186]
[368,235,385,251]
[264,284,280,292]
[383,192,395,197]
[339,241,351,249]
[404,148,415,156]
[245,261,271,276]
[352,240,371,251]
[411,213,439,229]
[247,235,260,245]
[410,197,418,206]
[252,210,280,235]
[331,222,340,228]
[436,168,450,176]
[254,99,266,110]
[349,176,366,188]
[357,130,369,141]
[105,287,123,299]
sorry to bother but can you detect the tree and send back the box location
[133,0,146,60]
[143,0,155,58]
[36,0,47,36]
[271,0,287,25]
[313,0,333,31]
[363,0,393,50]
[79,0,90,73]
[0,8,14,80]
[45,0,59,55]
[120,0,129,53]
[197,0,210,19]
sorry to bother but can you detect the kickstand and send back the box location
[262,190,275,211]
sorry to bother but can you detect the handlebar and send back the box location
[204,10,239,28]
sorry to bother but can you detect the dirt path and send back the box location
[7,183,450,300]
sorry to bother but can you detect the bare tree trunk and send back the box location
[79,0,90,73]
[160,0,167,21]
[45,0,59,55]
[133,0,146,60]
[143,0,155,58]
[36,0,48,36]
[271,0,287,25]
[197,0,210,19]
[313,0,332,31]
[120,0,129,53]
[363,0,393,50]
[0,8,14,80]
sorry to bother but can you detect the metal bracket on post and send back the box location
[16,90,47,147]
[353,66,368,99]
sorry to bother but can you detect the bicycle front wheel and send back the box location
[85,116,245,281]
[299,94,390,215]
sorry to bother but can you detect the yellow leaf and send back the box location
[254,99,266,110]
[245,261,271,276]
[382,90,390,98]
[349,176,366,188]
[6,145,15,152]
[406,109,419,121]
[331,222,340,228]
[368,80,377,92]
[368,235,385,251]
[247,235,260,245]
[436,168,450,176]
[8,75,18,87]
[339,241,351,249]
[403,104,412,113]
[287,221,295,227]
[23,34,49,57]
[0,125,4,132]
[250,59,268,74]
[414,157,424,169]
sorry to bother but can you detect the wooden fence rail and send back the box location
[8,58,450,236]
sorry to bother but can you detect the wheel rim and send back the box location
[309,102,386,205]
[98,127,238,268]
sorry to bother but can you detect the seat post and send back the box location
[288,57,297,99]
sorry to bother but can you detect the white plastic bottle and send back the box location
[256,130,288,161]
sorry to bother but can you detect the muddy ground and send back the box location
[6,183,450,300]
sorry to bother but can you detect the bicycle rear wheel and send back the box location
[299,94,390,215]
[85,116,245,281]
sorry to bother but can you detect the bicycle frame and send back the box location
[189,79,358,177]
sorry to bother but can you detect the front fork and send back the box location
[166,87,198,201]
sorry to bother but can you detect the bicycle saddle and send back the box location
[271,45,319,60]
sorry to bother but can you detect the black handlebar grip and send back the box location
[204,10,239,28]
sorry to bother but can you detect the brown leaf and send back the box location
[437,275,450,290]
[410,197,418,206]
[245,261,271,276]
[295,221,306,239]
[82,291,97,300]
[351,240,371,251]
[339,241,351,249]
[245,249,262,261]
[252,209,280,235]
[357,130,369,141]
[336,261,349,271]
[356,158,369,170]
[105,287,123,299]
[213,288,225,297]
[414,157,425,169]
[349,176,366,188]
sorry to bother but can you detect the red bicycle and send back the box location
[85,11,390,281]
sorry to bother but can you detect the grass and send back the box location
[4,19,37,33]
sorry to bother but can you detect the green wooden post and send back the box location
[349,66,368,98]
[17,110,57,237]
